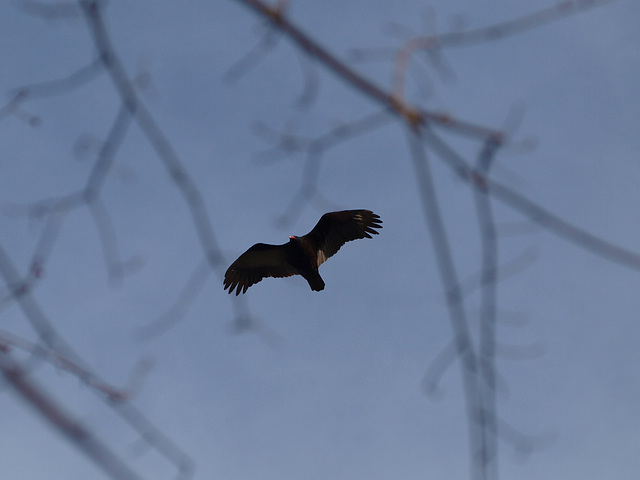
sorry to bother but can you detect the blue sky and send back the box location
[1,1,640,479]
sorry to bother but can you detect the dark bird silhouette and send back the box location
[224,210,382,295]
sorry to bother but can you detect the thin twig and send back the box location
[257,110,393,225]
[421,339,456,398]
[473,138,501,477]
[458,247,539,299]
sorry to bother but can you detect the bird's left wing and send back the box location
[224,243,297,295]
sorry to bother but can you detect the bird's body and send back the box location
[224,210,382,294]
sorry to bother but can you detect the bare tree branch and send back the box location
[77,0,260,332]
[405,127,487,479]
[0,241,194,479]
[224,27,281,83]
[0,345,146,480]
[458,247,539,299]
[17,1,81,19]
[80,1,223,267]
[0,330,151,401]
[254,110,392,225]
[420,127,640,271]
[472,138,501,477]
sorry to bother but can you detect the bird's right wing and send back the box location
[224,243,297,295]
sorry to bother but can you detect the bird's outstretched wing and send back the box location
[224,243,296,295]
[303,210,382,266]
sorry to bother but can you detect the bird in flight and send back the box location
[224,210,382,295]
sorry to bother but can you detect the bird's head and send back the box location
[289,235,298,240]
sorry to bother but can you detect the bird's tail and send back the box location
[305,272,325,291]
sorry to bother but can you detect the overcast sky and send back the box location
[1,1,640,479]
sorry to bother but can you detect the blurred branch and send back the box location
[432,0,614,46]
[17,1,81,19]
[224,314,282,348]
[0,345,146,480]
[254,110,392,225]
[495,220,540,238]
[274,149,330,228]
[1,2,265,471]
[0,90,40,126]
[421,339,456,398]
[405,127,486,479]
[391,0,616,97]
[78,0,258,330]
[0,241,194,479]
[0,211,64,310]
[1,59,103,126]
[80,0,223,267]
[495,341,547,361]
[350,1,615,100]
[223,27,281,83]
[7,0,254,326]
[225,14,319,107]
[423,245,538,399]
[458,247,539,299]
[495,415,555,459]
[293,50,320,108]
[235,0,499,139]
[254,110,391,163]
[0,330,151,402]
[3,103,135,292]
[88,198,129,284]
[472,137,501,476]
[12,58,103,99]
[420,127,640,271]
